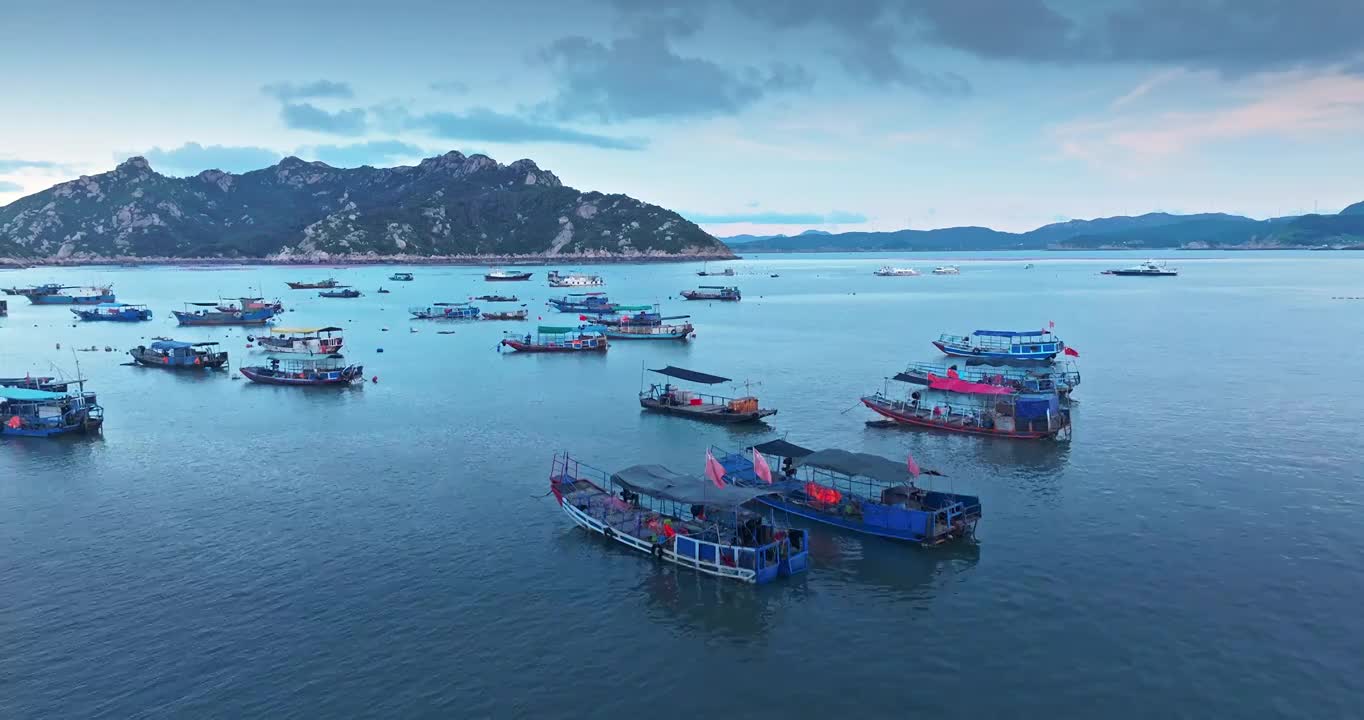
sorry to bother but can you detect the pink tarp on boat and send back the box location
[926,373,1014,395]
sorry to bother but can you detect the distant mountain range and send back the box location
[0,152,731,263]
[721,209,1364,252]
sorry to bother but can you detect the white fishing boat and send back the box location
[253,326,344,355]
[873,266,920,276]
[932,265,961,275]
[547,270,605,287]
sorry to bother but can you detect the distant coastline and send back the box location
[0,250,738,269]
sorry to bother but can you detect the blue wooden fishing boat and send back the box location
[389,272,414,281]
[680,285,740,301]
[410,302,481,320]
[319,288,361,298]
[598,309,662,326]
[862,381,1071,440]
[239,357,364,386]
[549,453,809,584]
[22,285,115,305]
[548,293,650,315]
[0,382,104,437]
[129,341,228,369]
[896,361,1081,397]
[173,302,276,326]
[71,303,153,322]
[933,329,1066,362]
[639,366,774,423]
[715,443,980,546]
[501,325,607,353]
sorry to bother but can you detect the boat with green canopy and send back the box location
[500,325,608,353]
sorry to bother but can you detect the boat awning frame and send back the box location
[972,329,1050,338]
[649,366,731,384]
[794,449,910,485]
[751,439,815,459]
[268,326,343,334]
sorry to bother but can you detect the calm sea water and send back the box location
[2,252,1361,719]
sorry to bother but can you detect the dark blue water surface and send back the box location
[2,252,1361,719]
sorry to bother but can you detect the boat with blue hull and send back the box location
[0,383,104,437]
[173,302,276,326]
[410,303,481,320]
[548,294,650,315]
[22,285,115,305]
[130,341,228,369]
[715,443,981,546]
[549,453,809,584]
[681,285,741,302]
[933,329,1066,362]
[71,303,153,322]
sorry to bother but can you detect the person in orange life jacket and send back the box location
[946,365,960,379]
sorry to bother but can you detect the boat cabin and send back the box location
[254,327,344,355]
[390,272,414,281]
[410,303,481,320]
[933,329,1065,361]
[130,340,228,369]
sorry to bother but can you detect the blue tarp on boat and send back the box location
[150,340,193,350]
[0,387,69,401]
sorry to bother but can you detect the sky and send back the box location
[2,0,1363,236]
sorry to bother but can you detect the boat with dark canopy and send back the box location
[286,278,339,289]
[715,444,981,545]
[640,366,774,424]
[239,356,364,386]
[389,272,414,281]
[129,341,228,369]
[410,303,481,320]
[475,294,518,302]
[219,296,283,314]
[318,288,361,298]
[174,301,276,326]
[71,303,153,322]
[680,285,741,302]
[548,293,649,315]
[550,453,809,584]
[500,325,607,353]
[933,329,1066,362]
[0,382,104,437]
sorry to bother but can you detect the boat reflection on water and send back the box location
[804,531,981,596]
[638,565,810,640]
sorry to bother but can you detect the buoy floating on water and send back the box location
[377,348,384,353]
[371,375,379,383]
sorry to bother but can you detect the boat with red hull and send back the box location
[861,391,1069,440]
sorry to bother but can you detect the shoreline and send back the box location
[0,251,740,269]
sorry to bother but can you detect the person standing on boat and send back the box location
[947,365,960,380]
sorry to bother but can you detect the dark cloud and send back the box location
[404,108,646,150]
[535,19,813,122]
[261,80,354,101]
[296,140,427,167]
[140,142,282,175]
[280,103,367,136]
[430,80,470,95]
[687,210,868,224]
[0,158,59,172]
[0,180,23,193]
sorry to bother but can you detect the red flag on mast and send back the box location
[1063,347,1080,357]
[753,449,773,484]
[704,449,727,489]
[907,454,921,479]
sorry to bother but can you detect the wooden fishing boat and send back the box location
[861,382,1071,440]
[173,302,276,326]
[219,296,283,314]
[697,264,735,277]
[680,285,740,302]
[71,303,153,322]
[896,361,1081,397]
[5,283,63,297]
[715,443,980,546]
[933,329,1067,362]
[547,270,604,287]
[548,293,650,315]
[485,269,533,282]
[389,272,414,281]
[605,319,693,341]
[481,309,528,321]
[0,382,103,437]
[598,309,662,326]
[549,453,809,584]
[475,294,518,302]
[253,326,344,355]
[239,357,364,386]
[410,302,481,320]
[318,288,361,298]
[500,325,607,353]
[129,341,228,369]
[22,285,115,305]
[286,278,339,289]
[639,366,774,424]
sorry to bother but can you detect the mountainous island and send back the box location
[0,152,733,265]
[726,206,1364,252]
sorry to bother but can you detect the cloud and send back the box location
[535,20,813,122]
[687,210,868,224]
[403,107,646,150]
[262,80,354,101]
[140,142,283,175]
[1054,69,1364,170]
[0,158,59,172]
[295,140,427,167]
[280,103,367,135]
[0,180,23,193]
[1109,68,1186,109]
[430,80,469,95]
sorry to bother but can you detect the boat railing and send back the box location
[644,386,742,408]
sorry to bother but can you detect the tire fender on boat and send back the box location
[651,544,664,560]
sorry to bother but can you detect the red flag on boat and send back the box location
[578,314,588,321]
[1064,346,1080,357]
[907,453,921,479]
[1048,320,1055,329]
[753,448,773,484]
[704,449,727,489]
